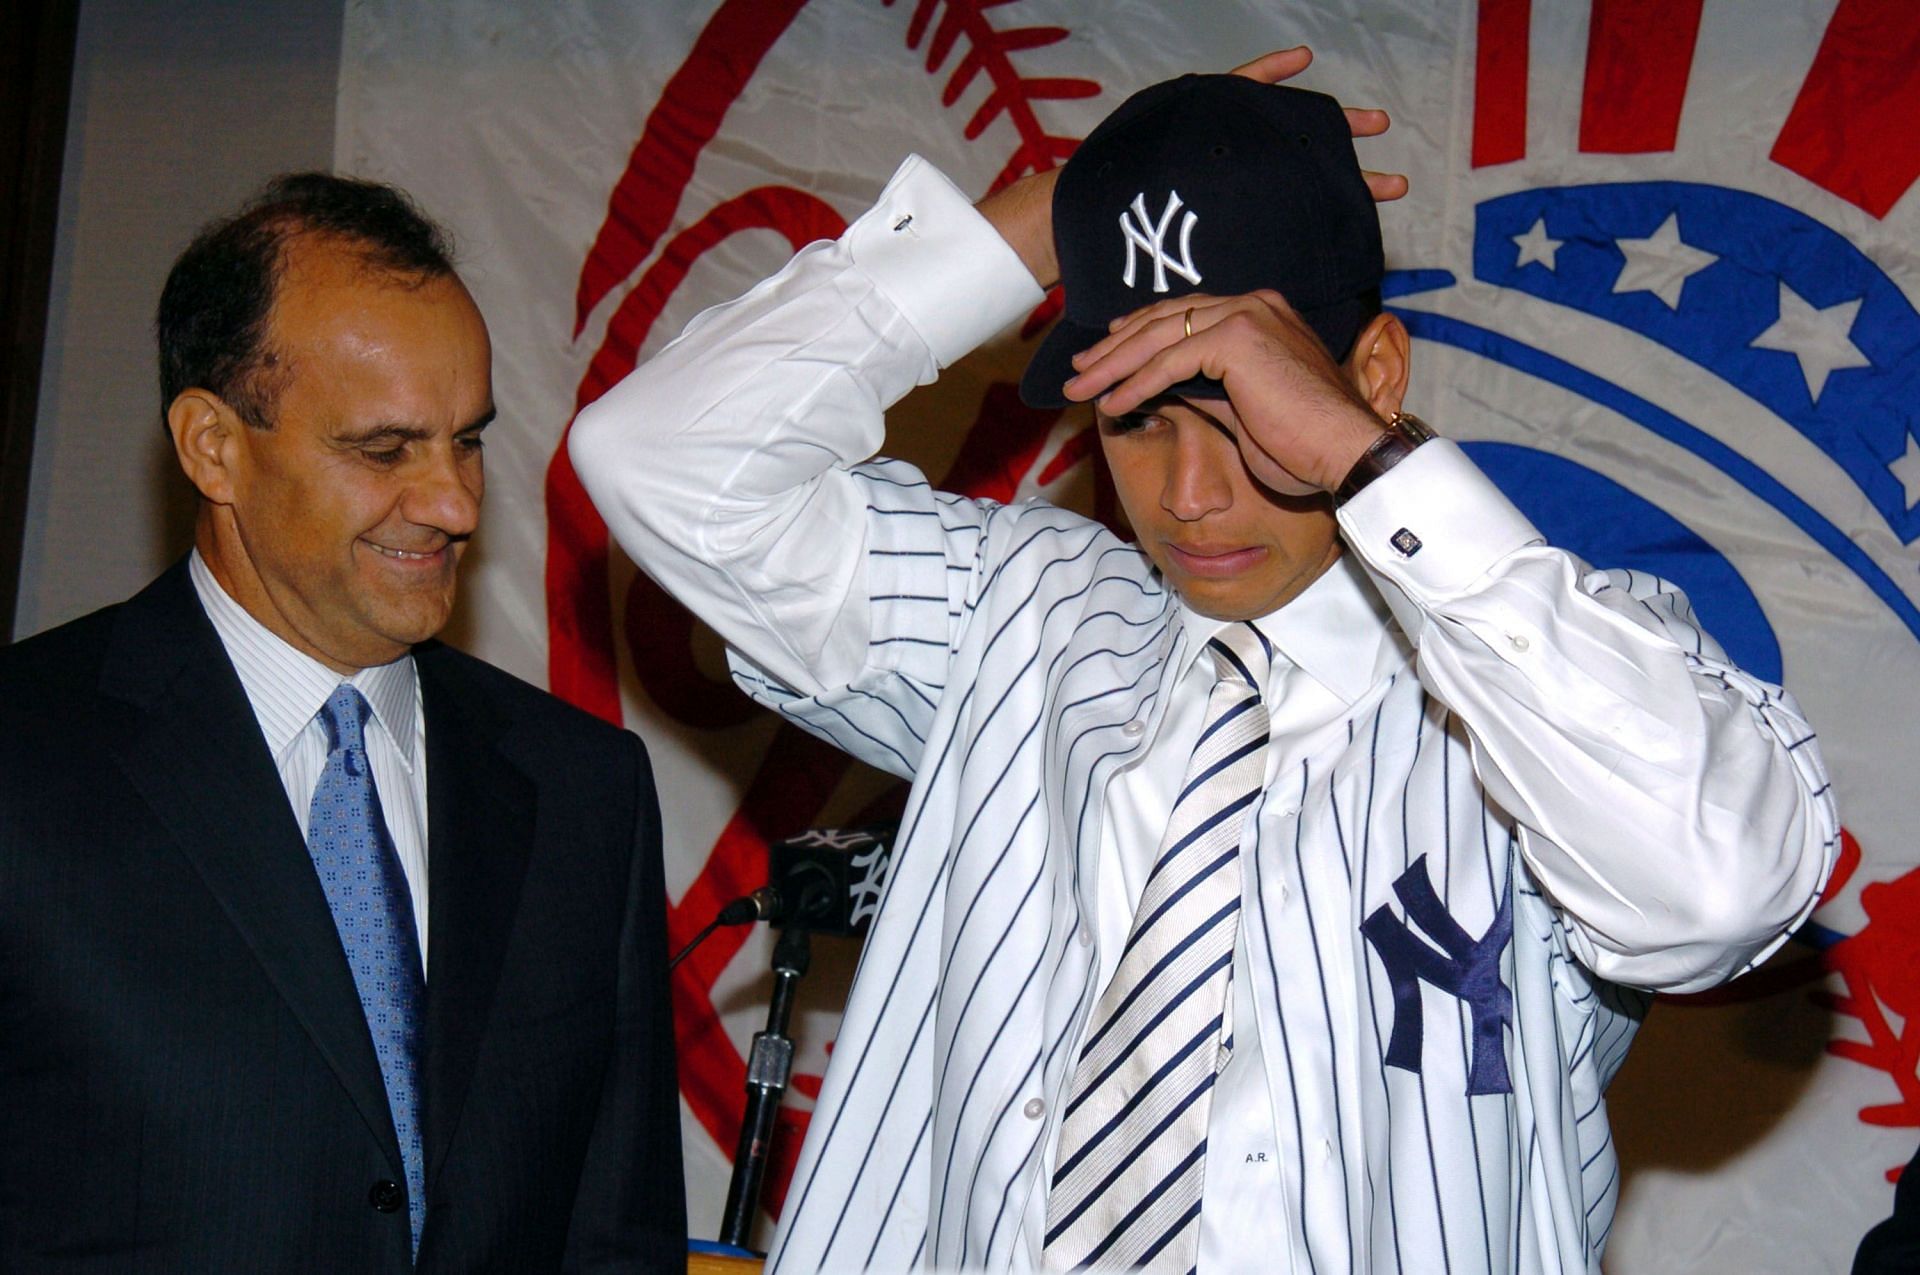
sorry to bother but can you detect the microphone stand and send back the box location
[718,923,811,1250]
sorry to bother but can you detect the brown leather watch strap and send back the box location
[1333,412,1436,506]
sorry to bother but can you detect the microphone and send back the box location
[760,825,895,936]
[669,825,896,970]
[713,887,781,928]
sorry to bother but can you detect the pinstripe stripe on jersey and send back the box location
[1290,756,1356,1268]
[1354,679,1410,1271]
[1262,779,1324,1275]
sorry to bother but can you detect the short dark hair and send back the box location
[155,172,457,428]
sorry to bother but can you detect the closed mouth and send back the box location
[1164,541,1266,577]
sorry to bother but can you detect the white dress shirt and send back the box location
[571,155,1837,1272]
[189,550,431,963]
[1074,559,1396,1268]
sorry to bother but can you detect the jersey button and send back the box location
[1121,719,1146,739]
[1023,1098,1046,1120]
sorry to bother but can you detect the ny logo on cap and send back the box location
[1119,190,1202,293]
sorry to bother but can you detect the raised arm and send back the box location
[1065,289,1838,992]
[568,158,1044,701]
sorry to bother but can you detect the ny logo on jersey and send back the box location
[1119,190,1202,293]
[1361,857,1514,1096]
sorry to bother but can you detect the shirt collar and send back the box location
[188,549,419,769]
[1175,550,1393,706]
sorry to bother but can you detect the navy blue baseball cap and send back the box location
[1020,75,1384,409]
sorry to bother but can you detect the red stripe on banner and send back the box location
[1771,0,1920,219]
[572,0,810,337]
[1578,0,1703,153]
[546,0,813,725]
[541,449,622,725]
[545,186,844,724]
[1473,0,1532,167]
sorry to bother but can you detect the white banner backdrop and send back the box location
[336,1,1920,1267]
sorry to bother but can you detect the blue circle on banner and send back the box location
[1462,441,1783,683]
[1385,179,1920,669]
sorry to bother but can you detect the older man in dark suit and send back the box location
[0,174,684,1271]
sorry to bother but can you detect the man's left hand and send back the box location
[1061,289,1385,496]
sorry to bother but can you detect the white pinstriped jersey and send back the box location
[573,157,1837,1273]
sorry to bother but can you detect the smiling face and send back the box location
[183,235,493,671]
[1098,394,1344,621]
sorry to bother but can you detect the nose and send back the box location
[404,442,483,538]
[1160,418,1233,522]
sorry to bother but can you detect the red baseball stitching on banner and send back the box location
[889,0,1094,336]
[1814,832,1920,1182]
[888,0,1095,191]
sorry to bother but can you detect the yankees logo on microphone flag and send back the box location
[335,1,1920,1269]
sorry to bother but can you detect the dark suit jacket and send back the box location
[1857,1147,1920,1274]
[0,562,685,1272]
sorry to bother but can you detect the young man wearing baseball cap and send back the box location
[573,51,1835,1274]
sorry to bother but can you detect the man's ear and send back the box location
[166,389,244,505]
[1346,312,1411,420]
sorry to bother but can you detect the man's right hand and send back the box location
[1061,288,1393,497]
[976,46,1407,289]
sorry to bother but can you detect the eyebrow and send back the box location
[335,407,495,445]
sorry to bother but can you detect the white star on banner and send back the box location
[1512,218,1564,271]
[1889,434,1920,511]
[1749,281,1871,402]
[1611,212,1718,309]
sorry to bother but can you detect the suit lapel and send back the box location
[100,564,404,1172]
[416,646,535,1180]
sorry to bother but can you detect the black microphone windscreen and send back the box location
[767,825,895,936]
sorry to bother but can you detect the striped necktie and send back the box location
[307,684,428,1258]
[1045,621,1272,1271]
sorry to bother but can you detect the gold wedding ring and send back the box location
[1183,307,1194,339]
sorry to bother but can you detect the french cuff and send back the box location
[847,154,1047,367]
[1336,439,1543,637]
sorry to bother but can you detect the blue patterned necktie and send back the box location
[1045,621,1272,1272]
[307,684,427,1258]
